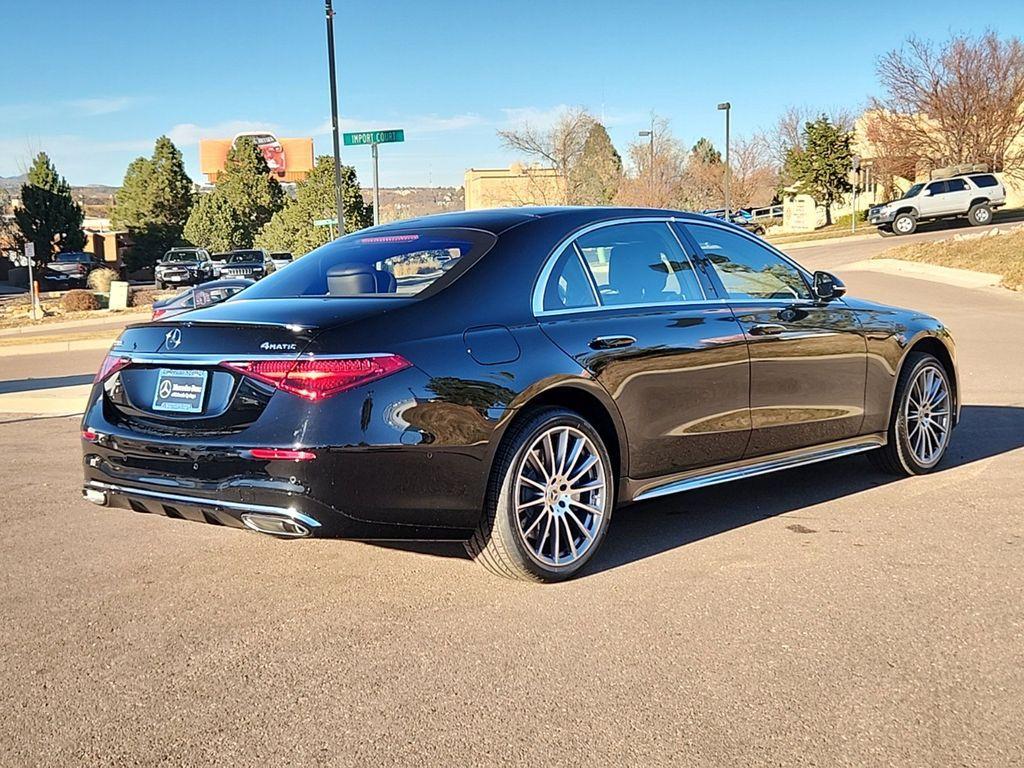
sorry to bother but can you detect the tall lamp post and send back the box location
[717,102,731,216]
[324,0,345,235]
[639,117,654,204]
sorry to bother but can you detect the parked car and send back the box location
[82,208,959,582]
[155,248,218,289]
[869,171,1006,235]
[216,249,276,280]
[270,251,294,271]
[702,209,767,236]
[151,278,253,320]
[46,252,110,287]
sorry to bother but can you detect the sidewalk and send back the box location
[0,384,92,417]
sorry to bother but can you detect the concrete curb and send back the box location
[0,311,147,338]
[770,232,881,251]
[843,258,1005,289]
[0,336,117,358]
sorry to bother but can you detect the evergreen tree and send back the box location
[784,116,853,225]
[184,136,285,250]
[112,136,194,270]
[256,156,372,256]
[183,193,240,253]
[691,137,722,165]
[15,152,85,260]
[575,123,623,205]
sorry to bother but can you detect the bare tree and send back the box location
[869,32,1024,176]
[498,106,597,204]
[614,116,687,208]
[731,134,779,209]
[768,105,855,183]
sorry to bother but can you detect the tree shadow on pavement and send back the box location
[364,405,1024,569]
[0,374,95,394]
[585,404,1024,577]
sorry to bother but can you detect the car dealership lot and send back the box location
[1,256,1021,766]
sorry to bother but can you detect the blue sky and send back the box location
[2,0,1022,188]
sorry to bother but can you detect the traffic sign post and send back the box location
[24,242,38,321]
[342,130,404,227]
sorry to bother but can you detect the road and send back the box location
[1,241,1022,767]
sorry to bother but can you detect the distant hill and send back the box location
[361,187,465,223]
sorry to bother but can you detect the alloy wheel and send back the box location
[904,365,951,466]
[514,426,607,568]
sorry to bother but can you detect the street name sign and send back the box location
[343,129,404,146]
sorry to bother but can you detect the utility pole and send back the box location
[718,102,731,216]
[324,0,345,235]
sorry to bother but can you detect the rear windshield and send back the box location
[240,228,495,299]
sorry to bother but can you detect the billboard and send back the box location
[199,132,314,183]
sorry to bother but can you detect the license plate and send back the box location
[152,368,208,413]
[168,275,183,282]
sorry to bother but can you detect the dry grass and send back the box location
[878,227,1024,291]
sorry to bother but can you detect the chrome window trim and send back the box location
[532,216,708,317]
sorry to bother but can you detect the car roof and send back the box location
[363,206,729,236]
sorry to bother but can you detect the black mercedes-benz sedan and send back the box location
[81,208,960,582]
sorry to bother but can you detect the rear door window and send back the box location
[573,222,704,306]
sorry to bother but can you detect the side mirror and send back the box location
[812,271,846,301]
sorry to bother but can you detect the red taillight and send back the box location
[81,428,99,442]
[94,354,130,383]
[152,308,167,320]
[246,448,317,461]
[222,355,411,401]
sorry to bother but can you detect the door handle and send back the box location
[749,323,786,337]
[588,335,637,350]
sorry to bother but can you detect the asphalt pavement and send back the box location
[0,237,1022,767]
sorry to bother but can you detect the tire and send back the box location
[968,203,992,226]
[157,281,166,290]
[869,352,954,476]
[466,407,614,582]
[892,212,917,235]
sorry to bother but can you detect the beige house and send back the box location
[464,164,565,209]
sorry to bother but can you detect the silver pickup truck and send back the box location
[869,171,1006,235]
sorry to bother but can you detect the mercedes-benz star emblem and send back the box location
[165,328,182,350]
[158,380,173,399]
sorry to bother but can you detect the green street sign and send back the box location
[343,129,405,146]
[313,218,338,227]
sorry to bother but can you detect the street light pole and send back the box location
[324,0,345,235]
[717,102,731,217]
[639,118,654,205]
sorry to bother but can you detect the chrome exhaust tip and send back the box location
[241,512,312,538]
[83,488,108,506]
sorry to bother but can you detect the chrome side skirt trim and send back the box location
[85,480,321,528]
[630,434,886,503]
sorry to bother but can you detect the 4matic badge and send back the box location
[260,341,298,351]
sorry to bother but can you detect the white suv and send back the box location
[869,172,1006,235]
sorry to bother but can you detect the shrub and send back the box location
[87,267,119,293]
[832,210,869,229]
[61,290,100,312]
[129,288,162,307]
